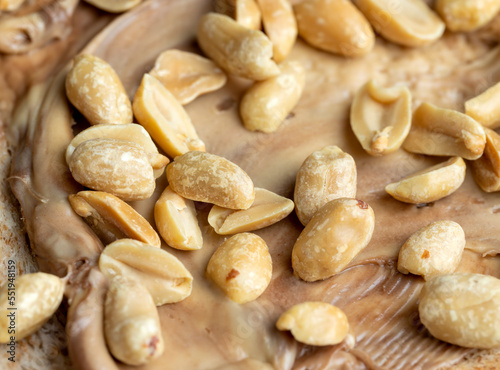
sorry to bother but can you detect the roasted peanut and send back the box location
[354,0,445,47]
[276,302,349,346]
[206,233,272,304]
[403,102,486,160]
[436,0,500,32]
[104,276,164,365]
[385,157,466,204]
[294,146,357,226]
[0,273,64,342]
[294,0,374,57]
[65,54,132,125]
[0,0,25,11]
[350,80,411,156]
[99,239,193,305]
[167,151,255,210]
[83,0,142,13]
[208,187,294,235]
[154,186,203,251]
[465,80,500,129]
[419,273,500,349]
[470,128,500,192]
[398,221,465,280]
[215,0,262,30]
[240,60,305,133]
[197,13,280,80]
[292,198,375,282]
[149,49,227,105]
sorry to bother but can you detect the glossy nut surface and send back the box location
[470,128,500,192]
[215,0,262,30]
[436,0,500,32]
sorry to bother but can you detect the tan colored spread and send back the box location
[3,0,500,369]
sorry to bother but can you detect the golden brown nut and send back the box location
[465,80,500,129]
[215,0,262,30]
[470,128,500,192]
[83,0,142,13]
[0,0,25,11]
[436,0,500,32]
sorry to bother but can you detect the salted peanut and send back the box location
[419,273,500,349]
[294,146,357,226]
[354,0,445,47]
[257,0,297,62]
[83,0,142,13]
[240,61,305,133]
[465,81,500,129]
[276,302,349,346]
[65,54,132,125]
[470,128,500,192]
[149,50,227,105]
[197,13,280,80]
[167,151,255,210]
[398,221,465,280]
[68,138,168,201]
[104,276,164,365]
[0,0,25,11]
[133,74,205,158]
[294,0,374,57]
[208,187,294,235]
[154,186,203,251]
[0,273,64,342]
[350,80,411,156]
[100,239,193,305]
[215,0,262,30]
[69,191,161,248]
[206,233,272,304]
[403,102,486,160]
[436,0,500,32]
[292,198,375,282]
[385,157,466,204]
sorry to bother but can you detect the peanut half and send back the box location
[133,73,205,158]
[354,0,445,47]
[398,220,465,280]
[292,198,375,282]
[436,0,500,32]
[294,0,374,57]
[69,190,161,248]
[385,156,466,204]
[154,185,203,251]
[208,187,294,235]
[350,80,411,156]
[465,80,500,129]
[104,276,164,366]
[215,0,262,30]
[65,54,132,125]
[99,239,193,305]
[276,302,349,346]
[0,273,64,342]
[149,49,227,105]
[83,0,143,13]
[197,13,280,80]
[206,233,272,304]
[419,273,500,349]
[294,146,357,226]
[167,151,255,210]
[403,102,486,160]
[240,60,305,133]
[470,128,500,192]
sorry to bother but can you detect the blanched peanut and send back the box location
[83,0,142,13]
[385,157,466,204]
[215,0,262,30]
[294,146,357,226]
[465,80,500,129]
[470,128,500,192]
[436,0,500,32]
[206,233,272,304]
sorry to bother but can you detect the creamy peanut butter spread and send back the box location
[3,0,500,369]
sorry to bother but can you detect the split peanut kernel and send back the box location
[65,54,132,125]
[154,186,203,251]
[397,220,465,280]
[292,198,375,282]
[419,273,500,349]
[350,80,411,156]
[403,102,486,160]
[240,60,305,133]
[465,80,500,129]
[294,146,357,226]
[69,190,161,248]
[208,187,294,235]
[167,151,255,210]
[104,276,164,366]
[83,0,143,13]
[215,0,262,30]
[354,0,445,47]
[470,128,500,192]
[276,302,349,346]
[0,273,64,342]
[294,0,374,57]
[133,74,206,158]
[436,0,500,32]
[149,49,227,105]
[385,156,466,204]
[99,239,193,305]
[197,13,280,80]
[206,233,272,304]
